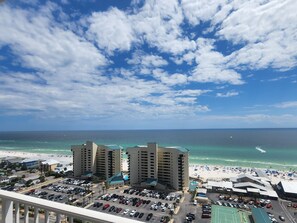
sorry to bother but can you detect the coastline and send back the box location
[0,150,295,185]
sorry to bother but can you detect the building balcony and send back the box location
[0,190,142,223]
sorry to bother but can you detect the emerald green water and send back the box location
[0,129,296,170]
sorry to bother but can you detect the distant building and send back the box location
[204,174,278,199]
[41,159,60,172]
[2,157,24,165]
[277,181,297,199]
[71,141,122,179]
[126,142,189,191]
[251,207,271,223]
[107,172,125,188]
[21,158,40,169]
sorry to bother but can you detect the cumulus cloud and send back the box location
[152,69,188,86]
[181,0,228,26]
[216,91,239,98]
[189,38,243,85]
[0,0,296,129]
[127,51,168,68]
[0,4,107,79]
[87,7,135,54]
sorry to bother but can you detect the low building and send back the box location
[195,188,208,203]
[204,174,278,199]
[2,157,24,165]
[106,172,125,188]
[277,181,297,199]
[211,205,251,223]
[21,158,40,169]
[41,159,60,172]
[251,207,271,223]
[189,181,199,192]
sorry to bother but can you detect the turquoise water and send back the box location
[0,129,296,170]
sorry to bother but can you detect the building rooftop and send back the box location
[107,172,124,185]
[165,146,189,153]
[189,181,198,192]
[211,205,250,223]
[280,181,297,194]
[135,145,148,148]
[105,145,123,150]
[41,159,60,165]
[251,208,271,223]
[21,158,40,163]
[144,178,158,186]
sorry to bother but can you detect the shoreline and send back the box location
[0,150,296,185]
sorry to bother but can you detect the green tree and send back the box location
[39,175,45,183]
[25,179,33,187]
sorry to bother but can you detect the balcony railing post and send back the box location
[69,216,74,223]
[15,201,20,223]
[34,207,39,223]
[45,210,50,223]
[2,198,13,223]
[56,213,61,223]
[24,204,29,223]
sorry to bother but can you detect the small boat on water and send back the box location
[255,146,266,153]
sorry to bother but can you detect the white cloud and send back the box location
[0,4,107,79]
[275,101,297,109]
[182,0,297,71]
[0,0,296,128]
[127,51,168,68]
[181,0,228,26]
[216,91,239,98]
[176,89,211,97]
[189,38,244,85]
[87,7,135,54]
[131,0,197,55]
[219,0,297,70]
[152,69,188,86]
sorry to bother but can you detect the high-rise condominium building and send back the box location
[127,142,189,191]
[71,141,122,179]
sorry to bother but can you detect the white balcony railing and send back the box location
[0,189,142,223]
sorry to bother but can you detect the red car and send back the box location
[266,203,272,208]
[102,204,110,210]
[293,204,297,208]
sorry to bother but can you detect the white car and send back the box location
[130,210,136,217]
[193,200,197,205]
[123,209,129,215]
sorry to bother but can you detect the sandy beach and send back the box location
[0,150,72,166]
[1,150,295,185]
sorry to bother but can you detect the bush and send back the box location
[25,180,33,187]
[39,175,45,183]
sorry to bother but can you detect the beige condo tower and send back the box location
[127,142,189,191]
[71,141,122,179]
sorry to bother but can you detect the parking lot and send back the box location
[18,178,297,223]
[208,192,297,223]
[88,188,182,222]
[24,179,93,206]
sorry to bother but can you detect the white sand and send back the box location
[188,164,297,185]
[1,150,295,185]
[0,150,72,166]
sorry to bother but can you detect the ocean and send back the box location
[0,129,296,170]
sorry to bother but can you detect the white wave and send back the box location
[255,146,266,153]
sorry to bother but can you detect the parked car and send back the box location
[146,213,153,221]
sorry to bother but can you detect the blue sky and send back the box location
[0,0,297,131]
